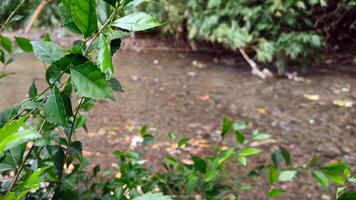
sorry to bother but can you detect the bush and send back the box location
[156,0,355,73]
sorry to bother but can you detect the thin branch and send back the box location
[54,97,84,199]
[239,48,273,80]
[9,119,47,191]
[25,0,49,33]
[0,0,27,33]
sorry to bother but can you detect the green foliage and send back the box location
[154,0,337,72]
[0,1,355,200]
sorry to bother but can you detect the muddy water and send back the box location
[1,51,356,200]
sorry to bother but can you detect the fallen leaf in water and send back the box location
[198,95,210,101]
[258,107,267,114]
[304,94,320,101]
[332,100,354,107]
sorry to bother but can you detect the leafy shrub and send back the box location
[156,0,354,72]
[0,1,355,200]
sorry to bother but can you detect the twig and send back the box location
[239,48,273,80]
[25,0,49,33]
[54,97,84,199]
[0,0,27,33]
[9,119,47,191]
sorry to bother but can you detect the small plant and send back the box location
[0,1,355,200]
[0,0,160,199]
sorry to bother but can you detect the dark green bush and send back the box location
[156,0,355,72]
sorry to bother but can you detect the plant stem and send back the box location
[0,0,27,33]
[54,97,84,199]
[8,119,46,191]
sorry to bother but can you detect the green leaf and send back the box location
[321,162,348,175]
[0,35,12,53]
[110,77,123,92]
[71,0,98,38]
[59,1,81,34]
[221,117,233,138]
[69,141,83,155]
[312,170,330,188]
[22,167,49,190]
[112,12,160,32]
[268,188,285,198]
[238,148,262,157]
[237,156,247,166]
[271,149,283,167]
[233,121,247,130]
[52,54,89,73]
[133,192,172,200]
[280,147,292,166]
[269,166,279,185]
[235,131,245,144]
[31,41,65,64]
[168,132,176,141]
[0,129,41,155]
[46,65,62,85]
[278,170,297,182]
[0,49,4,63]
[97,34,114,79]
[70,62,114,100]
[252,129,271,140]
[178,138,190,148]
[15,37,33,52]
[349,177,356,183]
[42,33,51,42]
[185,173,199,194]
[44,87,70,127]
[0,107,18,128]
[61,93,73,117]
[337,192,356,200]
[28,81,37,98]
[191,155,207,173]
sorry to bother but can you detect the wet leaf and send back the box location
[97,34,113,79]
[237,156,247,166]
[268,188,285,198]
[304,94,320,101]
[15,37,33,52]
[332,100,354,107]
[44,87,69,127]
[28,81,37,98]
[178,138,190,148]
[70,62,114,100]
[312,170,329,188]
[0,35,12,53]
[71,0,98,38]
[278,170,297,181]
[0,118,41,155]
[112,12,160,32]
[238,148,262,157]
[31,41,65,64]
[191,155,207,173]
[221,117,233,138]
